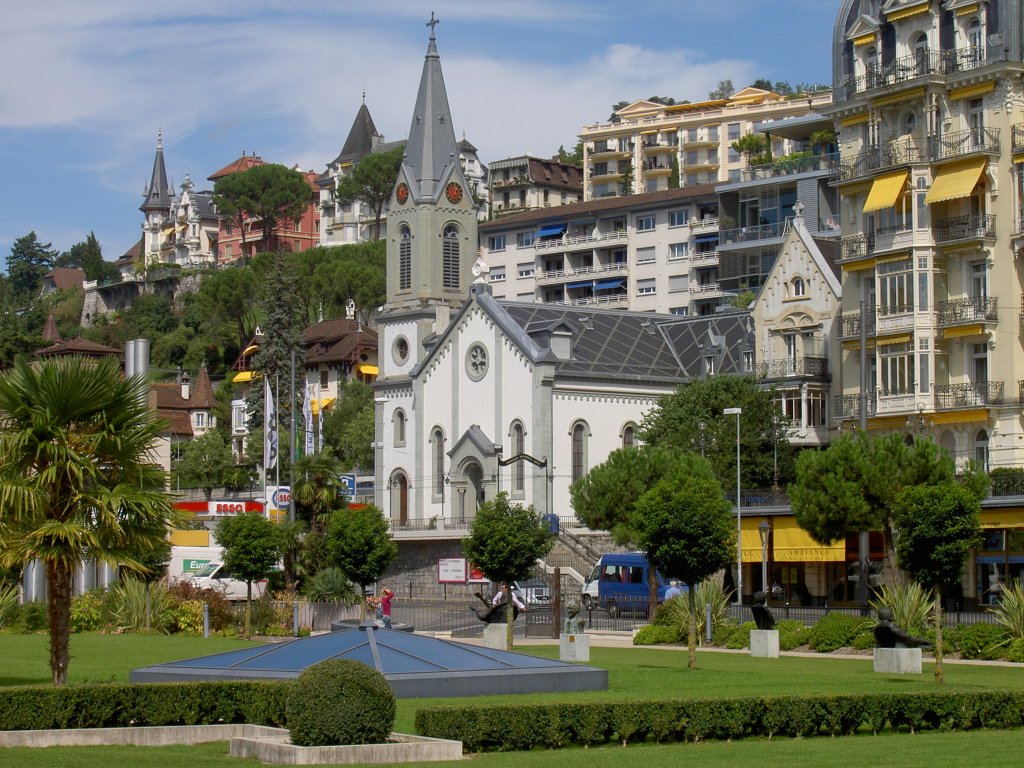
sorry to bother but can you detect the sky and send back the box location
[0,1,840,266]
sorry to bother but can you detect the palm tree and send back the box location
[0,356,179,685]
[292,449,346,529]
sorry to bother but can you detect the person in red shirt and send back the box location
[380,588,394,629]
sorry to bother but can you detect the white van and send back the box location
[188,562,267,602]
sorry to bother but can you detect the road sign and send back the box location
[339,474,357,496]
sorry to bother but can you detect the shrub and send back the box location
[808,612,869,652]
[725,621,755,650]
[634,625,680,645]
[286,659,395,746]
[990,580,1024,640]
[851,627,876,650]
[166,579,234,631]
[659,580,730,643]
[109,579,174,633]
[1006,637,1024,663]
[173,600,206,634]
[870,582,934,635]
[948,622,1009,660]
[775,620,811,651]
[0,583,21,628]
[13,601,48,632]
[305,568,359,604]
[711,620,742,647]
[70,590,107,632]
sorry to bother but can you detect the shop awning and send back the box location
[773,519,845,562]
[232,371,254,384]
[241,343,260,357]
[594,279,624,291]
[925,157,987,204]
[695,234,719,244]
[981,510,1024,529]
[311,397,336,416]
[740,518,766,563]
[887,1,929,21]
[357,363,378,375]
[862,171,909,213]
[537,224,567,237]
[565,280,593,290]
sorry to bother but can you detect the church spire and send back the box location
[140,130,173,214]
[404,12,461,200]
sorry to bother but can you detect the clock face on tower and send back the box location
[396,183,409,205]
[445,182,463,205]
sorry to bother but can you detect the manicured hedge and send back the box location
[415,691,1024,752]
[0,681,289,731]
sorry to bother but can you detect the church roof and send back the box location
[330,102,382,167]
[402,19,463,201]
[140,132,173,213]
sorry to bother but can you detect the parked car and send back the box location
[512,579,552,607]
[188,562,267,602]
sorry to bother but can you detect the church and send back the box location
[372,19,755,527]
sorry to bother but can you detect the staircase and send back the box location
[540,528,603,585]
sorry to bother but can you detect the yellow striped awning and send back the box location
[841,113,870,127]
[877,334,912,346]
[942,323,984,339]
[875,252,912,265]
[357,364,379,375]
[311,397,336,416]
[241,343,260,357]
[925,157,987,204]
[853,32,878,46]
[170,529,211,547]
[740,518,766,563]
[957,2,980,15]
[931,408,989,425]
[1013,155,1024,165]
[842,258,876,272]
[949,81,995,101]
[773,519,846,562]
[842,339,876,350]
[981,510,1024,528]
[887,1,931,22]
[232,370,254,384]
[863,171,909,213]
[873,88,926,108]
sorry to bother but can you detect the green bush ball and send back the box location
[286,659,396,746]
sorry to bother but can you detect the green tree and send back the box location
[212,164,313,260]
[891,482,983,684]
[54,232,118,282]
[322,378,375,472]
[7,231,57,303]
[277,518,307,592]
[556,141,583,166]
[461,493,554,649]
[639,375,790,491]
[196,266,260,353]
[731,133,769,166]
[668,155,680,189]
[173,430,236,500]
[0,356,178,684]
[293,449,347,526]
[326,505,397,616]
[312,241,386,324]
[618,161,633,196]
[708,79,735,99]
[633,458,735,669]
[213,512,282,637]
[335,147,404,240]
[120,293,179,340]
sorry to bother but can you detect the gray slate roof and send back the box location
[140,135,173,213]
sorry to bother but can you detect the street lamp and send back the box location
[758,519,770,598]
[724,407,742,605]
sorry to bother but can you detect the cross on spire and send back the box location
[427,11,439,37]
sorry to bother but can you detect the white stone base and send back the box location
[750,629,780,658]
[559,633,591,662]
[483,623,509,650]
[873,647,922,674]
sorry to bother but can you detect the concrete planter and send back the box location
[873,647,923,674]
[750,629,780,659]
[483,623,509,649]
[559,633,591,662]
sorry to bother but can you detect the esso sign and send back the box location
[208,501,246,516]
[272,488,291,507]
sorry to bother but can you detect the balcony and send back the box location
[741,152,838,183]
[536,261,629,285]
[936,296,998,327]
[934,381,1004,409]
[842,50,942,97]
[836,310,876,340]
[589,144,633,159]
[930,127,1000,163]
[1013,123,1024,154]
[839,233,875,262]
[490,176,530,189]
[933,213,996,244]
[942,45,986,76]
[690,249,719,263]
[642,141,675,153]
[832,136,926,182]
[642,160,672,174]
[833,392,877,420]
[690,281,721,295]
[756,357,828,380]
[534,230,628,252]
[719,221,784,246]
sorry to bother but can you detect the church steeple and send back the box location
[403,12,463,201]
[140,130,173,214]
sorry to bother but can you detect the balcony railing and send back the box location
[933,213,996,244]
[756,357,828,379]
[719,221,784,246]
[1014,123,1024,154]
[833,392,877,419]
[936,296,998,327]
[930,127,1000,162]
[690,281,721,295]
[942,45,986,75]
[836,310,876,340]
[534,230,628,251]
[833,135,926,181]
[839,233,874,261]
[741,152,839,182]
[934,381,1003,409]
[843,50,943,96]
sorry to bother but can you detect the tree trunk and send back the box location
[504,584,514,651]
[687,587,698,670]
[46,560,73,686]
[647,566,658,619]
[933,582,944,684]
[245,581,253,639]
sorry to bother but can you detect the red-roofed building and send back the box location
[34,337,120,360]
[153,367,218,440]
[39,267,85,297]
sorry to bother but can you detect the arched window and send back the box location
[912,32,929,74]
[792,277,805,297]
[511,421,525,494]
[393,409,406,446]
[432,427,446,496]
[974,429,989,471]
[968,17,983,54]
[622,423,637,449]
[399,226,412,290]
[443,224,460,289]
[903,111,917,136]
[571,421,589,484]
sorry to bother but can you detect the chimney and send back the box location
[181,371,191,400]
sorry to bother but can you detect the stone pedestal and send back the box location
[873,647,922,674]
[559,633,591,663]
[750,629,780,658]
[482,623,508,650]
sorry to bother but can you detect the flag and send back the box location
[317,390,324,452]
[264,377,278,470]
[303,384,314,456]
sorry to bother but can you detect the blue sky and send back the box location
[0,1,839,266]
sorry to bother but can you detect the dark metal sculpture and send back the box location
[750,590,776,631]
[470,591,519,624]
[872,607,933,649]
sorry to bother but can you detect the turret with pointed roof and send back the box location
[140,131,173,213]
[331,100,383,168]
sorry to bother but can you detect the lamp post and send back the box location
[758,519,770,597]
[724,407,742,606]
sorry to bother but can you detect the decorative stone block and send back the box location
[482,623,508,650]
[750,629,780,658]
[559,633,591,662]
[873,647,922,674]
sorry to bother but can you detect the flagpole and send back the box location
[262,375,269,521]
[275,372,281,491]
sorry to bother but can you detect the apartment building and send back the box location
[488,155,583,218]
[580,88,833,201]
[478,186,722,315]
[826,0,1024,472]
